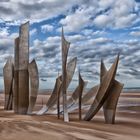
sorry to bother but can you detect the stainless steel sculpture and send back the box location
[84,54,120,121]
[82,85,99,104]
[37,76,62,115]
[57,77,62,119]
[47,76,62,112]
[3,58,14,110]
[100,60,124,124]
[61,27,70,122]
[78,72,85,120]
[56,85,99,114]
[14,37,19,113]
[37,57,77,115]
[65,57,77,88]
[27,59,39,114]
[14,22,29,114]
[59,85,99,114]
[57,72,85,118]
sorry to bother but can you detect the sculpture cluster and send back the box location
[3,22,39,114]
[3,22,124,124]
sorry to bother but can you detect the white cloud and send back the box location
[46,36,60,44]
[0,0,82,24]
[94,14,112,27]
[99,0,114,9]
[93,0,138,29]
[30,28,37,36]
[0,27,10,37]
[92,30,106,36]
[41,24,53,33]
[0,0,139,30]
[115,14,137,28]
[130,30,140,37]
[59,6,95,32]
[123,39,139,46]
[90,37,111,44]
[132,26,140,30]
[0,27,18,53]
[67,34,85,43]
[5,20,22,26]
[81,29,93,36]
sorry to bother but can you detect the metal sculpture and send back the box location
[13,37,19,113]
[3,22,39,115]
[56,71,85,118]
[61,27,70,122]
[100,60,124,124]
[37,57,77,115]
[78,72,85,120]
[3,58,14,110]
[51,84,99,115]
[82,85,99,104]
[37,76,62,115]
[57,77,62,119]
[14,22,29,114]
[27,59,39,114]
[84,54,120,121]
[58,85,99,114]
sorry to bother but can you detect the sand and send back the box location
[0,92,140,140]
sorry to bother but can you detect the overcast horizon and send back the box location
[0,0,140,90]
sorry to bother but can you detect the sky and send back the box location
[0,0,140,90]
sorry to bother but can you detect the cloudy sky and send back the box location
[0,0,140,90]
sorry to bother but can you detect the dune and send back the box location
[0,91,140,140]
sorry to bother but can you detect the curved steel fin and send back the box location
[27,59,39,114]
[101,60,124,124]
[3,58,14,110]
[103,80,123,124]
[37,57,77,115]
[84,54,120,121]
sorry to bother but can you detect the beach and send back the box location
[0,91,140,140]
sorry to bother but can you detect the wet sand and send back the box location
[0,92,140,140]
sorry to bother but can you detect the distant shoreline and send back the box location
[0,89,140,95]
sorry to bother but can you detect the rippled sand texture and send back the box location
[0,92,140,140]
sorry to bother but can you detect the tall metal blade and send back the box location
[103,80,123,124]
[84,54,120,121]
[14,22,29,114]
[61,27,70,122]
[27,59,39,114]
[14,37,19,113]
[78,72,85,120]
[37,57,77,115]
[100,59,107,83]
[101,60,124,124]
[37,76,62,115]
[3,58,14,110]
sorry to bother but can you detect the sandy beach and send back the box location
[0,91,140,140]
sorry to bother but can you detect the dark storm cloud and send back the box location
[0,6,14,15]
[18,2,46,11]
[0,0,9,2]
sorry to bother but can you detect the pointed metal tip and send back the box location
[32,58,36,62]
[101,58,103,63]
[15,36,19,40]
[74,57,77,61]
[78,66,80,72]
[30,59,35,64]
[117,52,121,58]
[61,26,64,36]
[22,21,30,26]
[116,53,120,64]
